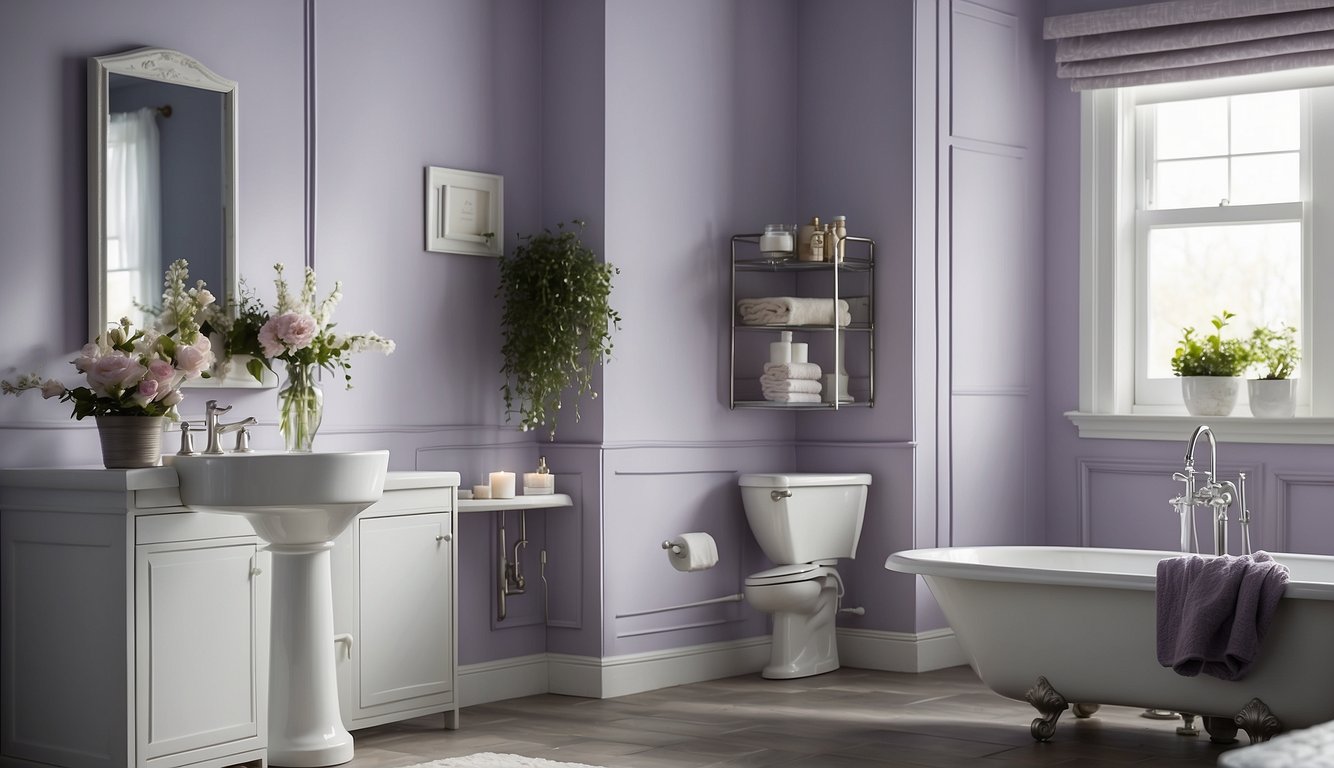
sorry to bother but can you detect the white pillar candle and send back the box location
[489,471,516,499]
[472,484,492,500]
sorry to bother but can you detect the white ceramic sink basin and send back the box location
[169,450,389,545]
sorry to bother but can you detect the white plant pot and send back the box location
[1248,378,1297,418]
[1180,376,1241,417]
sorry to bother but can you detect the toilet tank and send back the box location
[739,473,871,564]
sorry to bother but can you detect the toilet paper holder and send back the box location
[661,540,685,558]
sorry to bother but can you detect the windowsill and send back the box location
[1065,411,1334,444]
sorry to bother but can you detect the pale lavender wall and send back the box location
[1042,0,1334,556]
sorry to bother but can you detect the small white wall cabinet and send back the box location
[0,469,268,768]
[331,472,460,731]
[729,233,877,409]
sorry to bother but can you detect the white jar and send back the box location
[759,224,794,254]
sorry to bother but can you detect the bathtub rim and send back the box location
[885,546,1334,601]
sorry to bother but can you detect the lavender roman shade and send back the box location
[1045,0,1334,90]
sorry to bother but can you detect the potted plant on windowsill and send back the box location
[1247,324,1300,418]
[497,220,620,440]
[1170,310,1250,417]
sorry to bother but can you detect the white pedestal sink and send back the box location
[170,450,389,767]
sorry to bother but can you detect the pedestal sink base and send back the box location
[267,543,354,767]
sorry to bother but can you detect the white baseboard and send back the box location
[458,652,549,707]
[837,627,967,673]
[549,637,772,699]
[457,630,964,705]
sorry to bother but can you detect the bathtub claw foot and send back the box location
[1072,703,1100,719]
[1025,676,1069,742]
[1176,712,1199,736]
[1204,715,1238,744]
[1235,698,1282,744]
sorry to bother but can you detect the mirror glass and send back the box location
[88,47,236,341]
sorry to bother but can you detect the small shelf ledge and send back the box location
[733,400,869,410]
[1065,411,1334,444]
[457,493,573,513]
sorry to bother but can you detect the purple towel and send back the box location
[1156,551,1289,681]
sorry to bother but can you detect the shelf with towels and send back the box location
[729,232,876,410]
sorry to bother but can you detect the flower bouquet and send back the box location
[3,260,216,466]
[241,264,395,451]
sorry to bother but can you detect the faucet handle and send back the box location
[205,399,231,415]
[176,421,199,456]
[233,426,253,453]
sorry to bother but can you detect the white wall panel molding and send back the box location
[836,628,965,673]
[457,653,549,708]
[1271,471,1334,552]
[950,0,1022,148]
[601,438,801,451]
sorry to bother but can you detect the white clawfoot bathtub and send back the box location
[885,546,1334,741]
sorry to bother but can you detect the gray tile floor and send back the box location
[347,666,1244,767]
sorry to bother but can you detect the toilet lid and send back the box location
[745,563,823,586]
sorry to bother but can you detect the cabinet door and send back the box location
[135,538,264,765]
[357,512,452,708]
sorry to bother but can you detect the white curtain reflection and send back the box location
[106,107,161,330]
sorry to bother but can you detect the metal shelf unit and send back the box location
[729,233,876,410]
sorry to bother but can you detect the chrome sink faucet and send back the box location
[203,399,258,455]
[1170,425,1249,556]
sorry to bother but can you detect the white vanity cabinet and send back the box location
[330,471,460,731]
[0,468,268,768]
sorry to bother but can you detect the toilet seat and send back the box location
[745,563,831,587]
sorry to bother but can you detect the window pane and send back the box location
[1231,91,1300,154]
[1154,97,1228,159]
[1153,158,1228,209]
[1146,222,1302,379]
[1230,153,1300,205]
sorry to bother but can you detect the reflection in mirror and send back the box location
[88,48,235,342]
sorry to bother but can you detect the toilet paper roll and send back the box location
[666,532,719,572]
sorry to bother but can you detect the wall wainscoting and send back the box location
[457,629,964,707]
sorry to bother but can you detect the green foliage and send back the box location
[497,220,621,439]
[1248,324,1300,380]
[1170,310,1250,377]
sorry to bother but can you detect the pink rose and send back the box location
[131,378,159,407]
[259,312,319,357]
[145,359,176,386]
[40,379,66,399]
[85,354,146,397]
[175,344,213,378]
[73,343,101,373]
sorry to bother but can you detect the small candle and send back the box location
[489,471,516,499]
[472,484,492,500]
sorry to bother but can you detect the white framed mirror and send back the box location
[87,47,237,343]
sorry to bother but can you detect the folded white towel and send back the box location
[738,297,851,327]
[760,378,823,395]
[762,361,823,381]
[762,392,822,404]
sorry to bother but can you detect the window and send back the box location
[1072,69,1334,441]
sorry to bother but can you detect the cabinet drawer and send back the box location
[136,511,256,545]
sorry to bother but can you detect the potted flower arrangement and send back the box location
[497,220,620,439]
[1247,324,1300,418]
[1170,309,1251,417]
[2,260,215,467]
[236,264,395,452]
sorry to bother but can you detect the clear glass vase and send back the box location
[278,362,323,453]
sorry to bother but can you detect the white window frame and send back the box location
[1067,67,1334,443]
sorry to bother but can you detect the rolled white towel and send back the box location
[762,392,822,404]
[762,361,823,381]
[738,297,851,327]
[760,378,823,395]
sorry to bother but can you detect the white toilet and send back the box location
[740,472,871,679]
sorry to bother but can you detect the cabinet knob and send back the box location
[250,566,263,577]
[436,533,452,543]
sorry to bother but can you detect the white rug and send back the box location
[407,754,607,768]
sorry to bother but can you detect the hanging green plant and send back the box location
[497,220,620,438]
